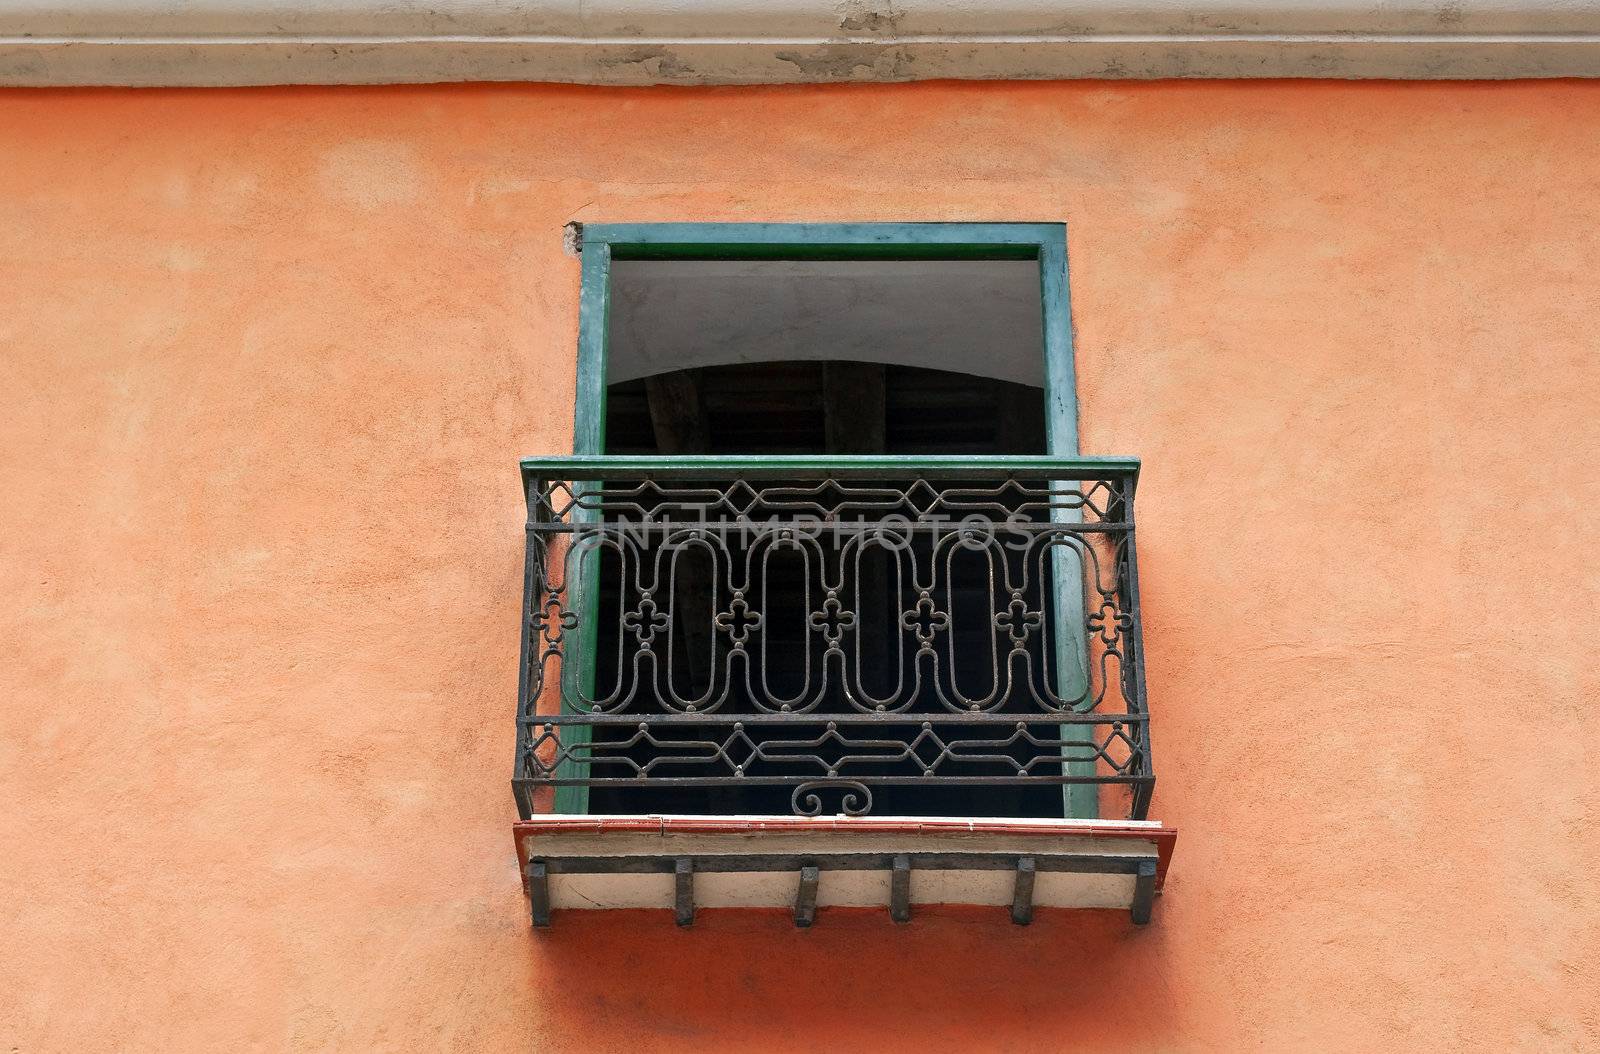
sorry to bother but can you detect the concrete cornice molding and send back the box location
[2,0,1598,84]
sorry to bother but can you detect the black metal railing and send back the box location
[513,456,1152,821]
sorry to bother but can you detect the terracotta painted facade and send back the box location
[2,81,1597,1050]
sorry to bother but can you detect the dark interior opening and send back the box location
[592,361,1065,817]
[605,361,1046,456]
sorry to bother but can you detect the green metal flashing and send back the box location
[583,222,1058,260]
[561,221,1100,818]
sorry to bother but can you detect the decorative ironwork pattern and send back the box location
[513,456,1153,821]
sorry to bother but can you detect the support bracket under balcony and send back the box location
[515,814,1175,928]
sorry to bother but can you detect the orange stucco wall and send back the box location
[2,81,1597,1051]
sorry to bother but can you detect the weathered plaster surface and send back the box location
[2,0,1600,83]
[1,81,1597,1050]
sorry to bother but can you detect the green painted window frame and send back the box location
[563,222,1096,818]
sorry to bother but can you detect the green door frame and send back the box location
[563,222,1096,818]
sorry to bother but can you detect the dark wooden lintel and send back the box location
[1131,857,1158,925]
[1011,856,1037,926]
[889,854,911,923]
[794,865,819,928]
[675,857,696,927]
[526,859,551,928]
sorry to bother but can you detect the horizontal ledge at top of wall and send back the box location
[7,1,1600,39]
[4,1,1600,84]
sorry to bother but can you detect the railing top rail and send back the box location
[520,454,1141,481]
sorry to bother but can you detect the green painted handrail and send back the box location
[521,454,1140,480]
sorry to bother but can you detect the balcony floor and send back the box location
[514,814,1175,927]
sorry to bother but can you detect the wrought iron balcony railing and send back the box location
[513,456,1152,822]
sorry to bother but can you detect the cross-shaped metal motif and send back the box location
[714,594,763,646]
[1087,602,1132,645]
[901,592,950,643]
[530,595,579,646]
[996,592,1042,645]
[622,594,670,648]
[809,593,856,646]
